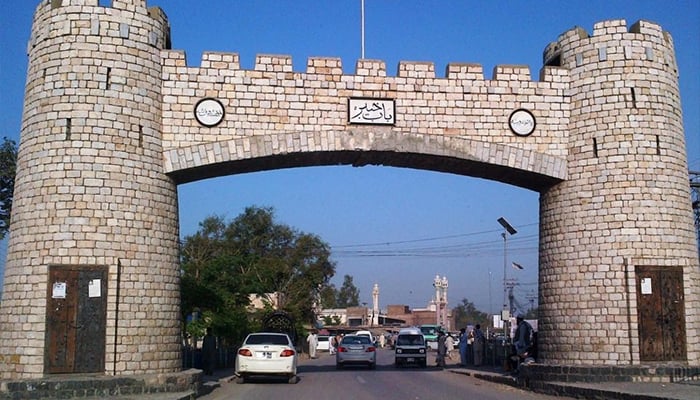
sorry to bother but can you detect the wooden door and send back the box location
[45,265,107,374]
[635,265,687,362]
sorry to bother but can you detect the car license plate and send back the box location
[256,351,272,359]
[407,357,415,362]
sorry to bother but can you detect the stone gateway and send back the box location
[0,0,697,379]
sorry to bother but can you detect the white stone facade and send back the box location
[0,0,179,379]
[0,0,697,379]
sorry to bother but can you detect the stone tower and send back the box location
[539,20,700,365]
[1,1,698,380]
[372,283,379,326]
[0,0,180,378]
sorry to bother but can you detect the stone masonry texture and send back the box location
[0,0,697,379]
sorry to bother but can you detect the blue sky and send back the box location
[1,1,698,314]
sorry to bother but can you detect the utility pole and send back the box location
[526,291,537,313]
[505,278,518,315]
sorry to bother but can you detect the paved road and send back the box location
[200,348,575,400]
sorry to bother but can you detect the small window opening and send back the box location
[544,54,561,67]
[106,67,111,89]
[66,118,72,140]
[630,87,637,108]
[593,138,598,158]
[656,135,660,155]
[138,125,144,148]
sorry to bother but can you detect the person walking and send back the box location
[458,328,468,366]
[512,314,533,372]
[435,330,447,368]
[335,333,343,353]
[329,334,336,355]
[201,327,217,376]
[445,332,455,361]
[467,327,475,365]
[473,324,485,366]
[306,330,318,359]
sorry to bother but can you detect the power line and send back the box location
[332,223,538,249]
[331,227,539,259]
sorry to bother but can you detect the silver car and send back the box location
[335,335,376,369]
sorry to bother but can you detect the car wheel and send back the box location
[420,360,427,368]
[369,362,376,370]
[288,375,298,384]
[336,363,343,370]
[235,375,245,384]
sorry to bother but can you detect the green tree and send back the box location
[319,283,338,308]
[322,315,342,326]
[180,217,253,343]
[336,275,360,307]
[0,137,17,240]
[452,298,490,330]
[180,207,336,343]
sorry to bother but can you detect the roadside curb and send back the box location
[448,368,518,387]
[448,368,700,400]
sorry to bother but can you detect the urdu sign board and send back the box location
[348,98,395,125]
[194,98,225,127]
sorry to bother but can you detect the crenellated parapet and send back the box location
[160,48,573,175]
[544,19,676,76]
[30,0,170,53]
[163,49,562,82]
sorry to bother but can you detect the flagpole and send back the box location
[361,0,365,59]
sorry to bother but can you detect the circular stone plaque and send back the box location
[508,109,536,136]
[194,98,225,127]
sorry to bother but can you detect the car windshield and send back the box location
[342,336,371,345]
[420,327,436,335]
[245,334,289,346]
[397,334,424,346]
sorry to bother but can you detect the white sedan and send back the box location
[235,332,298,384]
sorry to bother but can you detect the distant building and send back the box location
[318,302,453,330]
[317,308,348,325]
[316,281,454,330]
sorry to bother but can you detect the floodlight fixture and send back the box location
[497,217,517,235]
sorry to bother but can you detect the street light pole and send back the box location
[497,217,517,312]
[502,232,508,310]
[488,270,493,315]
[497,217,517,346]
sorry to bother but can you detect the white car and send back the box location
[235,332,298,384]
[317,335,330,351]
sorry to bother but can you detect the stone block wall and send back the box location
[539,19,699,365]
[0,0,180,379]
[159,52,570,191]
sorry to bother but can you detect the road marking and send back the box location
[356,375,367,384]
